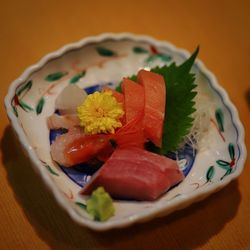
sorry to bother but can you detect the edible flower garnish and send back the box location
[77,91,124,134]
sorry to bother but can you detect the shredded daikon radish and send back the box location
[181,84,216,151]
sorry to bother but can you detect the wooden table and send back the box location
[0,1,249,249]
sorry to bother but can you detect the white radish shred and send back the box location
[181,84,216,151]
[55,85,87,114]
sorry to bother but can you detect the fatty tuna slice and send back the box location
[80,147,184,201]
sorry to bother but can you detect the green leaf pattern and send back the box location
[12,105,18,117]
[36,97,45,115]
[75,202,87,209]
[220,168,232,180]
[19,100,34,112]
[205,144,236,183]
[96,47,116,57]
[206,166,215,182]
[228,143,235,160]
[45,165,59,176]
[16,80,32,96]
[133,47,149,54]
[215,108,224,132]
[146,53,172,63]
[69,71,86,84]
[45,71,68,82]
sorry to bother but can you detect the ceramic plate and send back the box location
[4,33,246,231]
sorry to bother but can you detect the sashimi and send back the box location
[137,70,166,147]
[51,128,85,167]
[51,127,112,167]
[65,134,113,166]
[121,78,145,123]
[115,111,145,148]
[50,113,146,166]
[81,147,184,201]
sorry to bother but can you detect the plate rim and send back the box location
[4,32,247,231]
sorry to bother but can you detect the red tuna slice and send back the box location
[114,111,145,148]
[137,70,166,147]
[97,112,146,161]
[80,147,184,201]
[121,78,145,123]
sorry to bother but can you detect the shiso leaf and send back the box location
[151,46,199,154]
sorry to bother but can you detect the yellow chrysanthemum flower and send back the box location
[77,91,124,134]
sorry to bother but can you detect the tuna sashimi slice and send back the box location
[80,147,184,201]
[137,70,166,147]
[121,78,145,123]
[115,111,145,148]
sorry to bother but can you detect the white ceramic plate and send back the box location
[4,33,246,231]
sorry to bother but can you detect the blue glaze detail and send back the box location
[84,82,113,94]
[167,144,196,177]
[49,128,68,144]
[60,163,100,187]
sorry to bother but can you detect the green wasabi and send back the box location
[86,187,115,221]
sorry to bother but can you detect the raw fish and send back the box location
[81,147,184,201]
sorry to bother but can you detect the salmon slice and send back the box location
[137,70,166,147]
[80,147,184,201]
[121,78,145,123]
